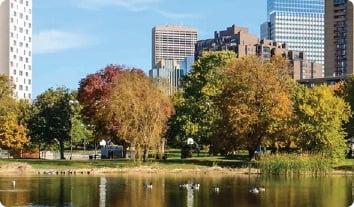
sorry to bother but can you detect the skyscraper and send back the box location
[152,25,197,69]
[0,0,32,100]
[325,0,354,77]
[261,0,325,70]
[150,25,197,95]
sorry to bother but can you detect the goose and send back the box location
[192,183,200,190]
[249,188,260,194]
[179,183,188,189]
[349,202,354,207]
[0,201,5,207]
[213,187,220,193]
[144,183,153,190]
[12,180,16,189]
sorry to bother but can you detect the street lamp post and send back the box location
[69,100,79,160]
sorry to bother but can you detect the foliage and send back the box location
[294,85,351,161]
[27,88,74,159]
[342,77,354,141]
[167,51,236,147]
[78,65,141,140]
[216,56,295,158]
[101,71,174,161]
[0,75,29,152]
[258,154,331,175]
[0,113,28,152]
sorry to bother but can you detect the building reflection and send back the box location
[99,177,107,207]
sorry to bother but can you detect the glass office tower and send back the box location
[261,0,325,69]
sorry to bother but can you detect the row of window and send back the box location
[10,62,31,70]
[10,47,31,57]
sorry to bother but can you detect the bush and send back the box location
[258,154,332,175]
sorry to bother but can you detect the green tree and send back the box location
[216,56,295,159]
[168,51,236,148]
[294,85,351,161]
[28,88,74,159]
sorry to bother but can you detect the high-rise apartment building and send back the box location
[152,25,197,69]
[325,0,354,77]
[0,0,32,100]
[196,25,322,80]
[261,0,325,70]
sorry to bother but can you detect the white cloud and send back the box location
[33,30,93,54]
[153,9,199,19]
[76,0,198,19]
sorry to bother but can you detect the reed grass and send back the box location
[258,154,332,175]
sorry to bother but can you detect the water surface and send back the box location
[0,175,352,207]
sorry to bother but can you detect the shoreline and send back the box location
[0,162,353,177]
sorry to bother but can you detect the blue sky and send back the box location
[33,0,267,97]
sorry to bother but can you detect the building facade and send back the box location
[261,0,325,71]
[152,25,197,69]
[0,0,32,100]
[149,59,184,96]
[196,25,322,80]
[325,0,354,77]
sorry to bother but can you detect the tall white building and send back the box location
[261,0,325,70]
[152,25,197,68]
[0,0,32,100]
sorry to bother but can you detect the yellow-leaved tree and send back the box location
[101,70,174,161]
[216,56,295,159]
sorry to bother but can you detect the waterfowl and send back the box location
[213,187,220,193]
[349,202,354,207]
[0,201,5,207]
[144,183,153,189]
[249,188,259,194]
[192,183,200,190]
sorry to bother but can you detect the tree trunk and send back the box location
[248,148,256,160]
[143,146,149,162]
[59,141,65,160]
[38,144,41,159]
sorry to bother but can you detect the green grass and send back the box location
[2,150,354,173]
[0,149,249,170]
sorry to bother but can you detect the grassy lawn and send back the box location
[0,149,251,170]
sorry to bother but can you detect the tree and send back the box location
[101,71,173,161]
[78,65,131,139]
[0,113,28,153]
[167,51,236,148]
[28,88,73,159]
[294,85,351,161]
[341,77,354,142]
[0,75,29,154]
[216,56,295,159]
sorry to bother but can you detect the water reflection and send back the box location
[99,177,107,207]
[0,175,350,207]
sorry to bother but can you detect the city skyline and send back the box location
[32,0,266,97]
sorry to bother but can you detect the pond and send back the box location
[0,175,352,207]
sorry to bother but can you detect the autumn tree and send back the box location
[216,56,295,159]
[167,51,236,148]
[101,71,173,161]
[294,85,351,161]
[0,75,29,153]
[78,65,141,142]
